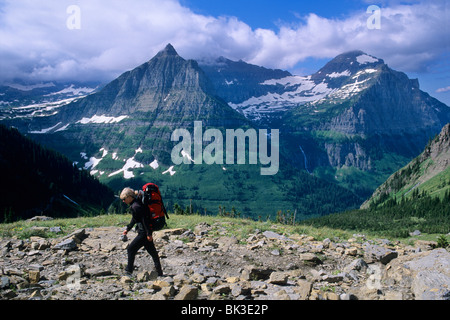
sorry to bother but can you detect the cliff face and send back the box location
[327,65,448,137]
[422,122,450,165]
[325,142,372,171]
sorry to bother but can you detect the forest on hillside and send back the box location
[302,190,450,238]
[0,124,115,222]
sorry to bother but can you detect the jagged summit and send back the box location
[156,43,179,57]
[46,43,248,128]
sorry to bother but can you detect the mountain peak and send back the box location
[311,50,385,85]
[157,43,179,57]
[328,50,384,68]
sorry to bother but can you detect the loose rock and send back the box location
[1,223,446,300]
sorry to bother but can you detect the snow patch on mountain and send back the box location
[81,146,179,179]
[356,54,379,65]
[150,159,159,169]
[29,122,62,134]
[321,68,380,101]
[55,123,70,132]
[228,75,335,120]
[181,150,194,163]
[84,156,103,171]
[108,148,144,179]
[77,115,128,124]
[162,166,176,176]
[46,84,96,96]
[327,70,351,78]
[10,97,79,120]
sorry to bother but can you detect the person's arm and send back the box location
[124,215,136,234]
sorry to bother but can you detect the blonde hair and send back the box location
[120,187,136,200]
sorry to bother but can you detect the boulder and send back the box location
[153,228,188,240]
[295,280,312,300]
[384,248,450,300]
[85,267,112,278]
[194,223,211,236]
[263,231,291,241]
[363,244,398,264]
[241,266,273,281]
[299,253,322,265]
[174,285,198,300]
[28,270,40,284]
[268,272,288,285]
[64,228,87,243]
[212,284,232,295]
[53,238,78,251]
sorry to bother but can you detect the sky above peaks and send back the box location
[0,0,449,104]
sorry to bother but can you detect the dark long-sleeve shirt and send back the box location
[126,198,151,236]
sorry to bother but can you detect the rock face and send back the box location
[1,223,448,300]
[325,142,372,170]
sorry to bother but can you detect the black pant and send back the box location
[126,232,161,274]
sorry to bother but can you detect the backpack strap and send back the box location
[162,201,169,219]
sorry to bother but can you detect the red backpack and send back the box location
[141,183,169,231]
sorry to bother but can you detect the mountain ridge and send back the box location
[1,44,449,218]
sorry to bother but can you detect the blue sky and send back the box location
[0,0,449,104]
[181,0,365,29]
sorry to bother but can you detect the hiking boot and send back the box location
[124,270,133,277]
[124,264,134,275]
[155,264,163,277]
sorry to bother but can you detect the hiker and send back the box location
[120,187,163,276]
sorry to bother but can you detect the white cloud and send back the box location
[0,0,447,84]
[436,86,450,93]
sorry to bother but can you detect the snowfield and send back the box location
[228,75,335,120]
[77,115,128,124]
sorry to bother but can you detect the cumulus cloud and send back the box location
[249,1,448,73]
[436,86,450,93]
[0,0,447,84]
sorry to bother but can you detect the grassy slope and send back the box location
[1,212,448,247]
[362,153,450,210]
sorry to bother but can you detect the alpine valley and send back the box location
[1,44,449,220]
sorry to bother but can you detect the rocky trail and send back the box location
[1,220,449,300]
